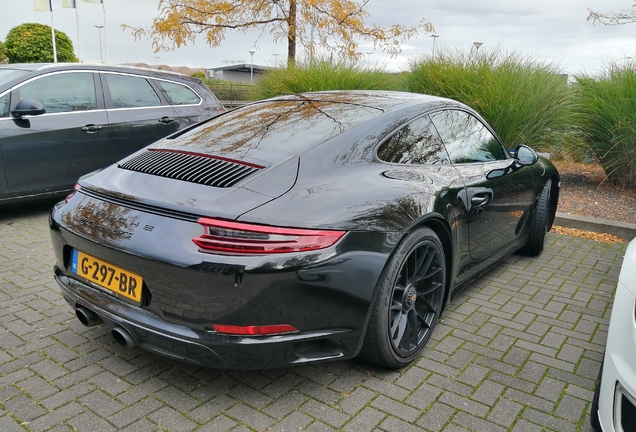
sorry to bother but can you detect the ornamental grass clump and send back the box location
[574,65,636,189]
[253,58,399,100]
[404,48,573,151]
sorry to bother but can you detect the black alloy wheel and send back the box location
[361,227,446,369]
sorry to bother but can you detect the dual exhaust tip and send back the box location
[75,306,136,348]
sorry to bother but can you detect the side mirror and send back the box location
[514,145,538,166]
[11,99,46,117]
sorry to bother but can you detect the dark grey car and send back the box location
[0,63,225,203]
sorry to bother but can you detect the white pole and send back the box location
[75,5,81,61]
[50,11,58,62]
[102,1,109,63]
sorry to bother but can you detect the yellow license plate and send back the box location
[71,249,143,303]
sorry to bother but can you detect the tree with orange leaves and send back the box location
[128,0,433,66]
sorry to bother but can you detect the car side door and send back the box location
[100,72,181,162]
[150,78,221,128]
[375,114,474,286]
[429,109,536,263]
[0,70,110,198]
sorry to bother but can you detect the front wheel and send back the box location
[522,179,552,256]
[360,227,446,369]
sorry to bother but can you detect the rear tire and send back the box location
[360,227,446,369]
[522,179,552,256]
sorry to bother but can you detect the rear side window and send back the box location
[154,80,201,105]
[104,74,161,108]
[15,72,96,113]
[430,110,505,163]
[377,115,449,165]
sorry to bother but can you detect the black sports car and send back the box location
[50,91,559,369]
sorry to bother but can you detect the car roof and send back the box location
[0,63,197,81]
[268,90,448,112]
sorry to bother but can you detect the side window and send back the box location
[430,110,505,163]
[377,115,449,165]
[0,92,10,118]
[104,74,161,108]
[153,80,201,105]
[15,72,96,114]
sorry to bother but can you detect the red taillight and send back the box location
[212,323,298,336]
[65,183,81,203]
[193,218,346,255]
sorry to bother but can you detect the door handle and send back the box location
[159,116,175,124]
[81,124,103,133]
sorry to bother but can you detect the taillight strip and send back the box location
[193,218,346,255]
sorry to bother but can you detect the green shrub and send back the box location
[5,23,77,63]
[253,58,401,100]
[190,71,205,79]
[404,48,573,151]
[575,64,636,189]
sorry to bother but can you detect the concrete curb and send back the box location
[554,211,636,240]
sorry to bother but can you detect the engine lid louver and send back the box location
[118,149,264,188]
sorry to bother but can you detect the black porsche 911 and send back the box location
[50,90,559,369]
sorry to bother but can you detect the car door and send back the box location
[100,72,181,162]
[375,114,474,283]
[0,71,110,198]
[150,78,218,127]
[430,109,536,262]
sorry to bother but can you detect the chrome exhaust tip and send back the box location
[111,326,136,348]
[75,306,103,327]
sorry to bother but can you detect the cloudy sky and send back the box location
[1,0,635,74]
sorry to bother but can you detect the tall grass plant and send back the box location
[253,58,400,100]
[575,64,636,189]
[404,48,573,151]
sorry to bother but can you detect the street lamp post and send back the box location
[429,34,441,57]
[94,25,104,63]
[249,47,256,84]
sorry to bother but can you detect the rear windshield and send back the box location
[158,97,384,156]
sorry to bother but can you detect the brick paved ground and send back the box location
[0,202,627,432]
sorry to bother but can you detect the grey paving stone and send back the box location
[79,390,125,417]
[225,403,276,431]
[66,411,116,432]
[417,403,455,431]
[148,406,198,432]
[487,398,523,428]
[337,387,377,415]
[453,411,507,432]
[188,394,237,423]
[301,399,350,428]
[342,407,386,432]
[263,391,307,419]
[372,395,421,422]
[0,414,29,432]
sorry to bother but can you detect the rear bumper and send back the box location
[55,268,360,369]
